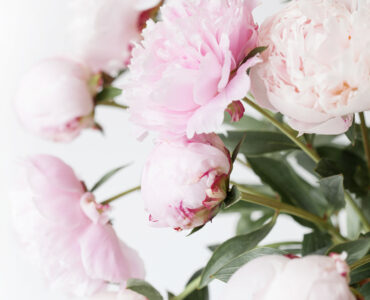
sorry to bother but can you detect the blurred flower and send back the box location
[89,289,147,300]
[122,0,259,139]
[11,155,145,296]
[70,0,161,74]
[223,254,355,300]
[250,0,370,135]
[141,134,231,230]
[15,57,96,142]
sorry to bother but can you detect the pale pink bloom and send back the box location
[223,254,355,300]
[89,289,147,300]
[70,0,161,74]
[122,0,259,139]
[11,155,145,296]
[250,0,370,135]
[141,134,231,230]
[15,57,96,142]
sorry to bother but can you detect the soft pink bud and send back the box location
[15,57,95,142]
[11,155,145,296]
[223,255,355,300]
[141,134,231,230]
[70,0,161,74]
[122,0,259,139]
[250,0,370,135]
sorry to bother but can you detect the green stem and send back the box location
[359,112,370,171]
[243,96,320,163]
[97,100,128,110]
[240,191,346,243]
[350,254,370,271]
[172,277,201,300]
[101,185,141,205]
[244,96,370,232]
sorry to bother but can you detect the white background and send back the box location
[0,1,309,299]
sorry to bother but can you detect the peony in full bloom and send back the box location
[15,57,96,142]
[141,134,231,230]
[122,0,259,139]
[11,155,145,296]
[70,0,161,74]
[250,0,370,135]
[223,254,355,300]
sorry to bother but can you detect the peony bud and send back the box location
[70,0,161,74]
[223,254,355,300]
[122,0,259,140]
[11,155,145,296]
[141,134,231,230]
[250,0,370,135]
[15,57,96,142]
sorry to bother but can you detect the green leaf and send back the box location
[95,86,122,103]
[345,122,357,145]
[248,156,327,218]
[184,270,209,300]
[358,282,370,300]
[212,247,286,283]
[319,175,345,211]
[350,262,370,284]
[90,164,130,192]
[236,211,275,235]
[316,146,369,196]
[223,186,242,209]
[294,151,318,177]
[327,237,370,264]
[231,134,246,163]
[199,216,276,288]
[126,279,163,300]
[302,231,332,256]
[241,46,268,66]
[223,113,274,132]
[221,131,298,157]
[347,198,363,240]
[187,224,205,237]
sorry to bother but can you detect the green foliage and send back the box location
[126,279,163,300]
[302,231,332,256]
[327,236,370,264]
[199,217,276,288]
[95,86,122,103]
[248,156,328,218]
[221,131,298,157]
[90,164,130,192]
[319,175,345,211]
[184,270,209,300]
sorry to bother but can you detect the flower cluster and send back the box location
[11,0,370,299]
[15,0,161,142]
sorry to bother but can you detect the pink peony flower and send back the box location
[223,254,355,300]
[141,134,231,230]
[70,0,161,74]
[250,0,370,135]
[11,155,145,296]
[15,57,96,142]
[122,0,259,139]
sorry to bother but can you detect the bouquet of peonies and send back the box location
[12,0,370,299]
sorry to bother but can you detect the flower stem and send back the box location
[243,96,370,232]
[172,277,201,300]
[240,191,346,244]
[359,112,370,171]
[243,96,320,163]
[101,185,141,205]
